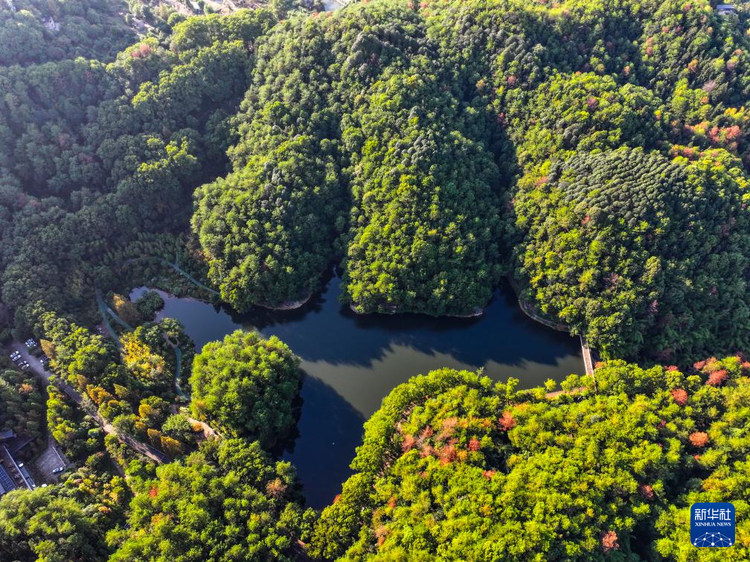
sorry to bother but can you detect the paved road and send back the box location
[7,344,70,482]
[95,288,132,331]
[9,342,51,384]
[159,258,220,297]
[118,255,219,297]
[95,288,123,347]
[8,342,168,465]
[164,335,189,399]
[188,414,219,440]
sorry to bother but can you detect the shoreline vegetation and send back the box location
[508,276,572,333]
[1,0,750,559]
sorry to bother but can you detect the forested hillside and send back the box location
[1,0,750,560]
[190,0,750,360]
[2,0,750,359]
[312,357,750,560]
[0,4,277,336]
[0,0,137,65]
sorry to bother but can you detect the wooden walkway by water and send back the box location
[580,336,595,377]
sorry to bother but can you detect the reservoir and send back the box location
[131,273,582,508]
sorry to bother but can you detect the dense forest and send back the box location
[311,357,750,560]
[4,352,750,560]
[1,0,750,560]
[3,0,750,359]
[190,330,302,448]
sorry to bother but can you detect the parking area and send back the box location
[5,342,69,484]
[34,436,69,484]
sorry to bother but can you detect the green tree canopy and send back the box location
[0,486,110,562]
[190,330,301,449]
[512,147,750,360]
[312,357,750,560]
[108,438,315,561]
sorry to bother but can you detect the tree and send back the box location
[137,395,171,428]
[133,290,164,321]
[190,331,301,449]
[313,358,750,560]
[0,369,44,443]
[111,294,142,327]
[0,487,110,562]
[193,136,346,310]
[511,147,750,361]
[161,413,194,443]
[121,333,171,392]
[47,385,103,460]
[108,438,314,561]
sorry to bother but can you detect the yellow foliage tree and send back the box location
[121,334,169,390]
[40,338,56,359]
[160,436,184,456]
[112,294,142,326]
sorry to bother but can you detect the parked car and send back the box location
[9,351,21,362]
[52,467,65,475]
[19,361,30,370]
[40,355,50,365]
[24,338,38,350]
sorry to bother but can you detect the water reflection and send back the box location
[131,274,582,507]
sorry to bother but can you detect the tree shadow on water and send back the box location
[145,272,582,376]
[239,275,581,372]
[281,372,366,509]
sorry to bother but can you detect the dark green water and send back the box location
[131,274,582,508]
